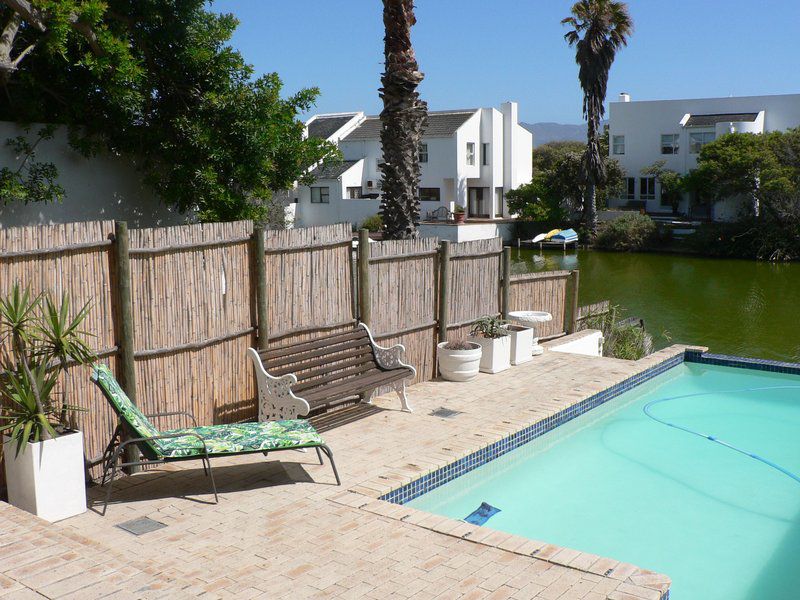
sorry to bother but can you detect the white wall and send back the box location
[0,122,187,228]
[608,94,800,219]
[419,221,515,242]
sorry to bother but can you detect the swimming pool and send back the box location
[400,358,800,599]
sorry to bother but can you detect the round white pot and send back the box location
[437,341,482,382]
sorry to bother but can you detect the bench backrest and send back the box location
[91,364,163,459]
[259,327,378,387]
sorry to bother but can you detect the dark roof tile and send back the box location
[309,159,360,180]
[684,113,759,127]
[343,110,476,141]
[307,115,356,140]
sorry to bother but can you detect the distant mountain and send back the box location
[521,121,607,147]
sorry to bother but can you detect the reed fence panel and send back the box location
[508,271,571,339]
[263,223,355,348]
[129,221,256,428]
[0,221,118,478]
[445,238,503,340]
[368,238,439,383]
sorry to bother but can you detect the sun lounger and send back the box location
[90,364,340,514]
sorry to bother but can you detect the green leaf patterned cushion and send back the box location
[91,364,162,457]
[91,364,324,460]
[158,420,323,458]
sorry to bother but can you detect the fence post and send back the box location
[357,228,371,327]
[437,240,451,343]
[501,246,511,319]
[568,269,581,333]
[112,221,138,473]
[253,226,269,351]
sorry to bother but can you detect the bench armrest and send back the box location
[247,348,311,420]
[358,323,417,378]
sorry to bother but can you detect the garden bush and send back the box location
[360,214,383,232]
[595,213,657,251]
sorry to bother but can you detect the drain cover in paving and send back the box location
[429,407,462,418]
[116,517,166,536]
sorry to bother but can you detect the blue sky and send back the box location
[213,0,800,124]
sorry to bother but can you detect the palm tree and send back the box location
[562,0,632,235]
[378,0,428,239]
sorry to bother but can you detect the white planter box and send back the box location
[467,335,511,374]
[437,341,482,381]
[4,430,87,522]
[505,325,534,365]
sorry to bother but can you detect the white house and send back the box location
[293,102,533,232]
[607,92,800,220]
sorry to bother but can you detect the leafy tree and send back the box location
[1,125,64,205]
[641,160,683,215]
[507,140,623,221]
[562,0,632,235]
[0,1,338,223]
[378,0,428,239]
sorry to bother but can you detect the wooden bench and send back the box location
[425,206,453,221]
[248,324,415,421]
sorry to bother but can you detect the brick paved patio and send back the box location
[0,342,691,599]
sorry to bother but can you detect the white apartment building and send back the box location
[292,102,532,229]
[607,92,800,220]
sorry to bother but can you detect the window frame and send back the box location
[346,186,363,199]
[418,187,441,202]
[310,186,330,204]
[612,135,625,155]
[481,143,490,166]
[466,142,476,166]
[689,131,715,154]
[639,177,656,200]
[624,177,636,200]
[660,134,680,155]
[419,143,428,163]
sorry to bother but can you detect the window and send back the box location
[466,142,476,165]
[612,135,625,155]
[481,143,490,166]
[310,186,329,203]
[661,134,680,155]
[346,186,363,199]
[640,177,656,200]
[419,143,428,163]
[419,187,441,202]
[689,132,715,154]
[624,177,636,200]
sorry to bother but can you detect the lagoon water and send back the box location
[516,249,800,362]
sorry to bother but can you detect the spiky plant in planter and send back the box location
[467,316,512,374]
[378,0,428,240]
[0,284,95,521]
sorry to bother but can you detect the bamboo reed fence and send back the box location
[0,220,578,483]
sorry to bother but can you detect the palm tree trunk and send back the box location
[585,180,598,234]
[378,0,427,240]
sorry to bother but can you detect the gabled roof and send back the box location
[343,110,477,141]
[684,113,759,127]
[309,159,360,180]
[307,115,357,140]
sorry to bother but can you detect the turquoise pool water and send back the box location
[408,363,800,599]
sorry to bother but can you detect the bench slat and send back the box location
[292,362,379,393]
[269,346,373,377]
[290,353,376,385]
[267,335,371,370]
[303,368,409,405]
[264,329,368,361]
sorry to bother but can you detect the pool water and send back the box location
[408,363,800,599]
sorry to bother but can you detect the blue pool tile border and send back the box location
[381,349,800,507]
[380,351,686,506]
[684,349,800,375]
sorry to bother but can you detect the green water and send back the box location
[514,249,800,362]
[409,363,800,599]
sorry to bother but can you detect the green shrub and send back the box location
[582,305,653,360]
[360,214,383,232]
[595,214,657,251]
[688,218,800,261]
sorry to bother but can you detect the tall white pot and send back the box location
[505,324,534,365]
[466,335,511,374]
[3,430,87,522]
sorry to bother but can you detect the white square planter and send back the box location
[3,430,87,522]
[467,335,511,373]
[505,324,534,365]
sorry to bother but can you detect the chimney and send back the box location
[619,92,631,103]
